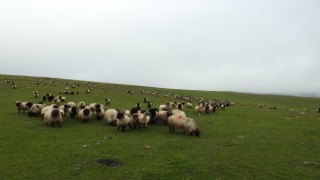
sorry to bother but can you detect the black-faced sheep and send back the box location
[95,106,105,121]
[68,106,78,119]
[41,96,47,102]
[33,91,39,99]
[116,112,132,132]
[105,98,111,106]
[176,103,184,110]
[78,107,91,123]
[148,108,159,124]
[167,115,200,137]
[43,105,63,128]
[15,101,33,113]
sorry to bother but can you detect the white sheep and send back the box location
[167,115,200,137]
[157,110,173,124]
[78,106,92,123]
[139,112,151,129]
[195,105,204,116]
[43,105,63,128]
[104,109,118,126]
[15,101,33,113]
[186,102,193,108]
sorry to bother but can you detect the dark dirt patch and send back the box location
[97,159,122,167]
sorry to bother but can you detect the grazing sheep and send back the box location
[116,112,132,132]
[43,105,63,128]
[104,109,118,126]
[78,106,92,123]
[139,112,150,129]
[15,101,33,113]
[167,115,200,137]
[12,84,17,89]
[147,102,152,109]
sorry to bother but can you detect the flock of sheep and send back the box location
[14,98,202,136]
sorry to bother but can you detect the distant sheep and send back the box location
[15,101,33,113]
[167,115,200,137]
[104,109,118,126]
[33,91,39,99]
[105,98,111,106]
[43,105,63,128]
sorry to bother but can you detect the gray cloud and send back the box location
[1,0,319,96]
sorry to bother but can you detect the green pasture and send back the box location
[0,74,319,179]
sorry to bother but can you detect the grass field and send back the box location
[0,74,319,179]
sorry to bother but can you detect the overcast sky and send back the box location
[1,0,319,95]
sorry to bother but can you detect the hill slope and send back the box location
[0,74,319,179]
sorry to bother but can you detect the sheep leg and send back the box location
[117,126,121,131]
[121,126,126,132]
